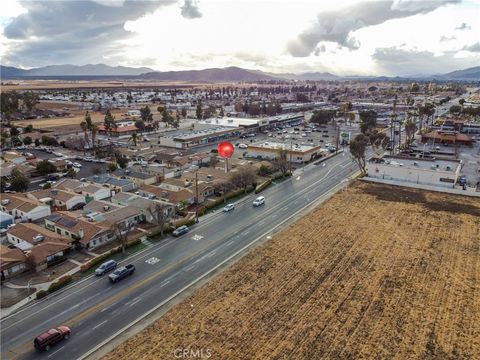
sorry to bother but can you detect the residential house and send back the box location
[2,151,26,165]
[110,193,174,223]
[86,174,137,192]
[6,222,72,248]
[45,212,114,250]
[0,194,51,222]
[0,245,27,280]
[27,189,86,211]
[27,242,72,272]
[138,185,195,207]
[112,169,158,186]
[55,179,111,201]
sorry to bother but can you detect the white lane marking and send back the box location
[93,320,108,330]
[281,206,289,212]
[145,257,160,265]
[191,234,204,241]
[128,298,142,307]
[206,250,217,258]
[184,264,195,272]
[225,240,234,246]
[258,220,265,226]
[125,297,140,306]
[243,230,251,235]
[48,346,65,358]
[160,280,170,287]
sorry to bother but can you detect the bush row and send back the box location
[255,179,273,194]
[80,238,142,272]
[36,275,73,300]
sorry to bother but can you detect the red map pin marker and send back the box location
[217,141,234,158]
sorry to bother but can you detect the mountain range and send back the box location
[1,64,479,82]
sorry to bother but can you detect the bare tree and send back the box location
[147,202,171,237]
[229,166,257,193]
[369,132,390,157]
[110,222,131,254]
[350,134,369,176]
[272,148,290,177]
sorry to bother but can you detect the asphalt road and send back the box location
[0,150,360,360]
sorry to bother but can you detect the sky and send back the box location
[1,0,479,76]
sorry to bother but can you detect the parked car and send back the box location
[95,260,117,276]
[253,196,265,207]
[73,162,82,168]
[223,203,235,212]
[109,264,135,283]
[172,225,190,237]
[238,143,248,149]
[34,326,71,351]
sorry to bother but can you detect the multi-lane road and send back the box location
[1,150,360,360]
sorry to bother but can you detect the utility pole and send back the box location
[335,120,340,155]
[289,140,293,174]
[195,170,199,223]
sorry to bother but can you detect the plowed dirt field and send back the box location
[104,182,480,360]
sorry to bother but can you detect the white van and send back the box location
[252,196,265,207]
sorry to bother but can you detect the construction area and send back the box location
[103,182,480,360]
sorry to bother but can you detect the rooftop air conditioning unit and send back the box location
[33,235,45,243]
[1,199,10,205]
[103,205,110,211]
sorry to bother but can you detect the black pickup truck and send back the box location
[108,264,135,283]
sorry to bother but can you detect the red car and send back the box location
[34,326,71,351]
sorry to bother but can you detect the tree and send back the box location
[140,105,153,122]
[181,108,187,119]
[103,109,116,136]
[66,168,77,178]
[219,107,224,117]
[10,168,30,192]
[449,105,462,115]
[410,83,420,92]
[272,148,290,177]
[36,160,57,176]
[147,203,170,237]
[157,105,165,114]
[23,125,33,133]
[196,101,203,120]
[108,162,117,172]
[350,134,369,176]
[359,110,377,134]
[129,133,139,147]
[1,91,19,122]
[459,98,465,107]
[42,182,52,189]
[34,138,40,147]
[10,126,20,136]
[90,123,98,155]
[22,91,40,114]
[117,156,129,169]
[41,135,58,146]
[161,110,174,127]
[229,166,257,193]
[369,132,390,156]
[23,136,32,145]
[310,110,335,125]
[10,136,22,146]
[110,222,130,255]
[134,120,145,132]
[404,117,417,145]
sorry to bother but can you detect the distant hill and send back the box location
[0,64,154,77]
[139,66,277,82]
[1,64,479,82]
[439,66,480,81]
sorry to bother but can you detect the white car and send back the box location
[73,162,82,168]
[238,144,248,149]
[223,203,235,212]
[253,196,265,207]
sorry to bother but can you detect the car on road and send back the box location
[253,196,265,207]
[73,162,82,168]
[238,143,248,149]
[34,326,71,351]
[109,264,135,283]
[223,203,235,212]
[172,225,190,237]
[95,260,117,276]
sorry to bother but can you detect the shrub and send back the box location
[36,290,48,300]
[255,179,272,194]
[47,275,72,293]
[80,263,91,272]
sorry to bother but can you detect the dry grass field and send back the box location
[105,181,480,360]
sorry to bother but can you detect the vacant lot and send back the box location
[104,182,480,360]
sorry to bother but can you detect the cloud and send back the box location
[440,35,456,42]
[463,42,480,52]
[180,0,202,19]
[372,46,479,75]
[286,0,460,57]
[2,0,175,66]
[455,22,471,30]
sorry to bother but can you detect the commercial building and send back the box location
[367,156,461,188]
[245,141,323,164]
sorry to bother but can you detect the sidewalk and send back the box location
[0,264,83,319]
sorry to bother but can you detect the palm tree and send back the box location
[79,121,89,153]
[91,124,98,155]
[129,133,139,147]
